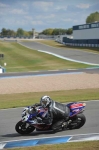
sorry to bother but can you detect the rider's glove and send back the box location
[28,106,36,114]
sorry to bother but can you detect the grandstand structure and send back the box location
[63,21,99,47]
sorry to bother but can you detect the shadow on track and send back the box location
[1,128,69,138]
[1,130,58,138]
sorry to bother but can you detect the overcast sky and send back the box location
[0,0,99,32]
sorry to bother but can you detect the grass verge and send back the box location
[0,88,99,109]
[0,41,92,72]
[7,140,99,150]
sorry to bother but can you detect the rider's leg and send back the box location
[42,118,52,125]
[51,119,65,132]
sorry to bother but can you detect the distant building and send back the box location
[62,21,99,47]
[73,22,99,39]
[38,34,55,39]
[55,34,73,43]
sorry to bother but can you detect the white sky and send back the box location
[0,0,99,32]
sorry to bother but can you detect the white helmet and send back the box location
[40,95,51,108]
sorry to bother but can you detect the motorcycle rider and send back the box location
[31,95,70,132]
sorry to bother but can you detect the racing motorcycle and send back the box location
[15,102,86,135]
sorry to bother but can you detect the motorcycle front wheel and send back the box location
[15,120,35,135]
[68,113,86,130]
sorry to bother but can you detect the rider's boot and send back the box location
[51,120,64,132]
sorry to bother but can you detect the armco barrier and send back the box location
[64,43,99,47]
[0,133,99,149]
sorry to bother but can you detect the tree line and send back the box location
[41,28,72,35]
[0,28,33,38]
[86,12,99,23]
[0,27,73,37]
[0,11,98,37]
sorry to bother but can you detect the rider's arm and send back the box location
[29,103,41,114]
[31,103,41,108]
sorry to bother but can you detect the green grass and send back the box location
[0,41,93,72]
[0,88,99,109]
[7,140,99,150]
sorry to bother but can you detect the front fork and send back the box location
[21,120,31,129]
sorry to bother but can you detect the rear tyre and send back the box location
[68,113,86,130]
[15,120,35,135]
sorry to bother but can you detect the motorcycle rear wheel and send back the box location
[15,120,35,135]
[68,113,86,130]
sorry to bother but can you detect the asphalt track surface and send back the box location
[18,40,99,65]
[0,101,99,142]
[0,67,99,78]
[0,41,99,143]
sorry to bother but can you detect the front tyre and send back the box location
[68,113,86,130]
[15,120,35,135]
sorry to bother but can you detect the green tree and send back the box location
[41,28,68,35]
[16,28,24,37]
[9,30,16,37]
[66,28,73,35]
[1,28,16,37]
[86,11,99,23]
[52,28,59,35]
[23,31,30,37]
[6,29,16,37]
[1,28,7,36]
[28,31,33,37]
[42,28,54,35]
[52,28,67,35]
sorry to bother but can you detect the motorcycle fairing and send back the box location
[67,102,86,117]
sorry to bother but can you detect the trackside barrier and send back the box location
[65,43,99,47]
